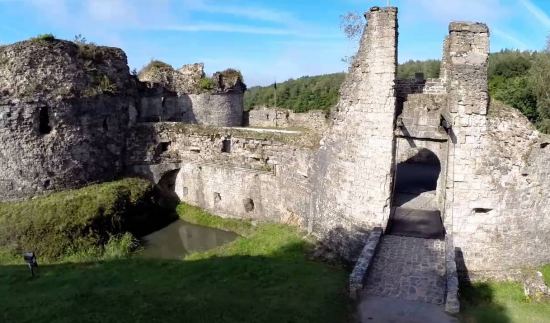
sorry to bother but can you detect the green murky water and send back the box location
[140,220,238,259]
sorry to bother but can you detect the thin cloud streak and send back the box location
[492,28,529,50]
[519,0,550,28]
[183,0,299,26]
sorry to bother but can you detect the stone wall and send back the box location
[310,7,398,257]
[396,93,448,140]
[442,23,550,273]
[138,63,245,127]
[0,39,134,200]
[247,107,328,132]
[126,123,316,225]
[138,92,243,126]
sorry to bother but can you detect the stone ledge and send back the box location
[349,228,383,300]
[445,236,460,314]
[449,22,489,34]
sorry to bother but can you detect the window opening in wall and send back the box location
[243,198,255,212]
[39,106,52,134]
[222,138,232,153]
[214,192,221,203]
[473,208,492,214]
[159,142,171,153]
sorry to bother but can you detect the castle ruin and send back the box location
[0,6,549,285]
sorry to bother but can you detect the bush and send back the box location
[138,60,174,78]
[30,33,55,42]
[0,178,172,260]
[220,68,243,81]
[198,77,215,91]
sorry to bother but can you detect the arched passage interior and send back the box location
[389,148,445,239]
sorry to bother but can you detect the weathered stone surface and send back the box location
[247,107,328,132]
[523,270,550,301]
[364,235,446,305]
[349,228,383,300]
[445,236,460,314]
[310,7,398,257]
[0,39,134,200]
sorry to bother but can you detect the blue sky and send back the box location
[0,0,549,86]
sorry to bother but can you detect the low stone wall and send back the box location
[247,107,328,131]
[445,236,460,314]
[349,228,383,300]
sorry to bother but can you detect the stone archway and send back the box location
[389,148,445,239]
[393,148,441,208]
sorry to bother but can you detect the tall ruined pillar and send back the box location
[311,7,398,258]
[443,23,493,271]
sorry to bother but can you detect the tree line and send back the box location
[244,55,550,133]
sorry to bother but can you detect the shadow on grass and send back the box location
[0,241,350,323]
[456,249,511,323]
[459,281,511,323]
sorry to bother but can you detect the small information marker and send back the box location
[23,252,38,277]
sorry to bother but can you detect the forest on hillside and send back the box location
[244,53,550,133]
[244,60,440,112]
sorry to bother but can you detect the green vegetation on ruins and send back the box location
[0,181,349,323]
[30,33,56,43]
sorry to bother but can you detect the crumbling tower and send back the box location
[311,7,398,255]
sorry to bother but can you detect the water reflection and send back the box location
[140,220,238,259]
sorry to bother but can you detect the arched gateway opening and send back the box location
[388,148,445,239]
[157,169,181,209]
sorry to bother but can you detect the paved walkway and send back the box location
[358,235,456,323]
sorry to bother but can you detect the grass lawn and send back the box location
[460,280,550,323]
[541,265,550,286]
[0,203,349,323]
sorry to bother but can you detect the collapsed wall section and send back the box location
[137,63,245,127]
[310,7,398,256]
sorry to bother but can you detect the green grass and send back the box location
[0,178,172,260]
[541,265,550,286]
[460,280,550,323]
[176,203,254,236]
[0,203,349,323]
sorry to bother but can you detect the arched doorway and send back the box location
[157,169,181,209]
[389,148,445,239]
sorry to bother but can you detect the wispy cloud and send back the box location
[519,0,550,28]
[492,27,529,49]
[406,0,509,24]
[182,0,299,26]
[160,23,294,36]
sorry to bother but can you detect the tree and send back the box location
[340,12,364,40]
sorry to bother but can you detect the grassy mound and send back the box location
[1,204,349,323]
[0,178,173,260]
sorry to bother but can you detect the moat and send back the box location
[140,219,238,259]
